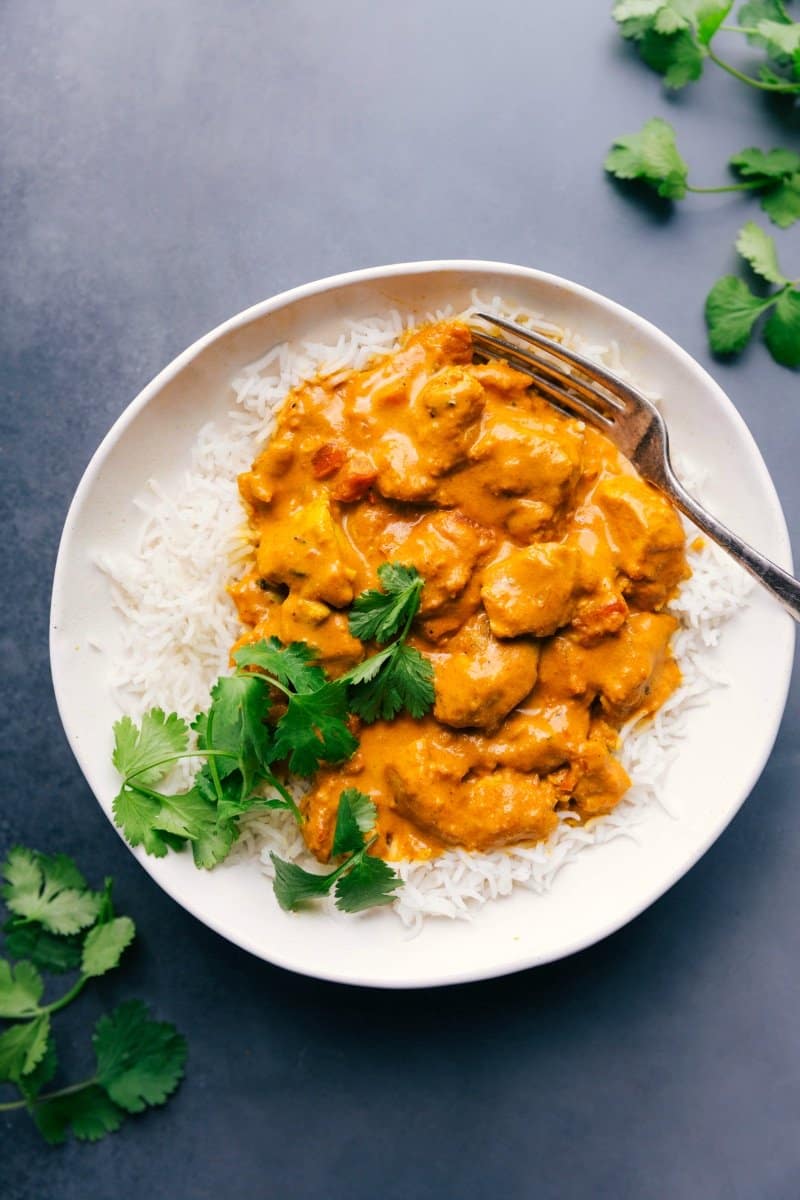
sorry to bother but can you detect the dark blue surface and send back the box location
[2,3,799,1197]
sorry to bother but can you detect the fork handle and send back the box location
[665,475,800,623]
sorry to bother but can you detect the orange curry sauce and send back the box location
[229,320,689,863]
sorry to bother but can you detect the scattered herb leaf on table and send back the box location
[0,848,185,1144]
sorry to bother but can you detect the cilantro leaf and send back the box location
[81,917,136,979]
[348,563,424,643]
[115,779,237,869]
[149,787,218,842]
[18,1032,57,1103]
[613,0,667,39]
[201,673,273,791]
[94,1000,187,1113]
[332,789,376,856]
[2,848,101,935]
[614,0,800,88]
[112,786,179,857]
[270,854,335,911]
[735,220,789,283]
[112,709,188,785]
[273,682,358,775]
[764,288,800,366]
[605,118,689,199]
[638,26,706,86]
[349,643,434,723]
[696,0,734,42]
[760,175,800,228]
[234,637,326,693]
[334,856,401,913]
[731,146,800,181]
[190,819,238,870]
[3,918,83,972]
[755,16,800,61]
[0,959,43,1019]
[343,644,395,688]
[215,788,293,823]
[612,0,714,89]
[33,1085,125,1145]
[730,148,800,228]
[0,1013,50,1082]
[705,276,774,353]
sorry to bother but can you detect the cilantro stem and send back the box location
[123,748,234,784]
[203,708,225,807]
[234,668,292,699]
[124,780,172,805]
[686,181,767,194]
[707,46,800,92]
[39,974,89,1016]
[399,583,423,642]
[0,1075,99,1112]
[261,771,303,823]
[330,835,378,884]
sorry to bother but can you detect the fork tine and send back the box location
[471,331,613,429]
[471,329,621,421]
[475,312,634,414]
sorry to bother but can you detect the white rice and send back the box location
[97,292,750,932]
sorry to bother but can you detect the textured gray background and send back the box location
[2,2,799,1197]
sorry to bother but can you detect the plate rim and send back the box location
[50,259,796,987]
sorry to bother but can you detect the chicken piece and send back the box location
[481,542,579,638]
[277,594,363,674]
[593,475,688,608]
[256,492,358,607]
[230,592,362,676]
[227,571,280,627]
[468,402,584,509]
[406,318,474,367]
[537,612,680,721]
[471,360,536,394]
[567,528,628,645]
[330,453,378,502]
[570,740,631,817]
[411,366,485,475]
[475,701,590,774]
[372,433,438,502]
[432,611,539,731]
[388,758,559,851]
[238,433,297,511]
[381,511,495,615]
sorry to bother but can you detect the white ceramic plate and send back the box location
[50,261,795,988]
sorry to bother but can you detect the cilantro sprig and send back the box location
[270,790,400,913]
[0,848,185,1144]
[109,562,434,916]
[343,563,435,721]
[705,222,800,365]
[605,118,800,227]
[612,1,800,93]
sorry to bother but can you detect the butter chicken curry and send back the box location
[230,320,689,863]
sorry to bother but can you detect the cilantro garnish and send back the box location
[705,222,800,365]
[612,1,800,93]
[605,119,800,227]
[0,848,185,1144]
[344,564,435,723]
[271,790,401,914]
[347,562,424,642]
[106,561,435,916]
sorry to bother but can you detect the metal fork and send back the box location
[472,312,800,622]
